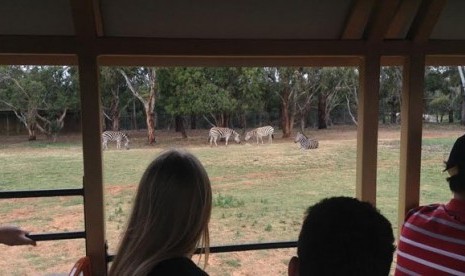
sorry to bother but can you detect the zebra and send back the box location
[294,132,318,150]
[102,131,130,150]
[245,126,274,144]
[209,127,241,147]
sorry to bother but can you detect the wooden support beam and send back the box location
[367,0,401,42]
[426,55,465,66]
[98,55,361,67]
[70,0,99,40]
[78,53,106,275]
[92,0,104,37]
[398,52,425,233]
[342,0,376,39]
[356,52,380,206]
[385,0,422,39]
[0,36,78,54]
[409,0,447,43]
[0,54,77,65]
[2,35,465,57]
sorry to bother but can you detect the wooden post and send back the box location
[78,53,107,275]
[356,53,380,206]
[398,53,425,232]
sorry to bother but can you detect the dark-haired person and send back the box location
[110,149,212,276]
[0,225,36,246]
[395,134,465,275]
[288,196,395,276]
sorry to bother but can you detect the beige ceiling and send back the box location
[0,0,464,65]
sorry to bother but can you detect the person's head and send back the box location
[445,134,465,196]
[110,149,212,276]
[289,196,395,276]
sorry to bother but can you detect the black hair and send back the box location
[446,167,465,194]
[297,197,395,276]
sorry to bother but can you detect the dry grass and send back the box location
[0,124,463,275]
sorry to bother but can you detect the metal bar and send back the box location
[106,241,297,262]
[27,231,86,241]
[0,188,84,199]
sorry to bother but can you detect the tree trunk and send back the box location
[132,99,138,130]
[281,87,292,138]
[240,113,247,131]
[390,111,397,124]
[216,114,225,127]
[224,113,231,127]
[145,109,156,144]
[175,116,180,132]
[27,123,36,141]
[300,117,306,133]
[449,110,454,123]
[318,94,327,129]
[110,89,120,131]
[112,115,120,131]
[191,115,197,129]
[176,116,187,138]
[462,101,465,125]
[458,66,465,125]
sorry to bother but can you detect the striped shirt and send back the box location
[395,198,465,276]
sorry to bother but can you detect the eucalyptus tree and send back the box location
[100,67,131,131]
[316,67,349,129]
[380,66,402,124]
[118,67,157,144]
[339,67,359,125]
[158,67,241,137]
[0,66,78,140]
[208,67,266,129]
[456,66,465,124]
[425,66,461,123]
[294,67,320,132]
[265,67,298,138]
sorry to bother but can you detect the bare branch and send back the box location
[118,69,147,105]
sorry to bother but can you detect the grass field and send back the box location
[0,124,463,275]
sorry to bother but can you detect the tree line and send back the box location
[1,66,465,142]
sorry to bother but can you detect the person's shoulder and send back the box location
[405,203,441,220]
[148,257,209,276]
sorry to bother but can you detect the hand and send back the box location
[0,226,36,246]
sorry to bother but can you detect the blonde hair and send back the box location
[110,149,212,276]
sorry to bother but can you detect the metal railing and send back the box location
[0,188,86,242]
[2,188,298,264]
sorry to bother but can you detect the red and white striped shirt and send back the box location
[395,198,465,276]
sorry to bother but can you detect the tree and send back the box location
[380,67,402,124]
[199,67,267,130]
[158,67,263,139]
[0,66,78,141]
[425,67,461,123]
[265,67,297,138]
[339,68,359,126]
[294,67,320,132]
[317,67,347,129]
[100,67,131,131]
[119,67,157,144]
[457,66,465,125]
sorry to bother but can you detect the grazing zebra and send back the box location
[102,131,130,150]
[209,127,241,147]
[245,126,274,144]
[294,132,318,150]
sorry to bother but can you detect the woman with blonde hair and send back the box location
[110,149,212,276]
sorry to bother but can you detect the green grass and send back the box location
[0,125,461,275]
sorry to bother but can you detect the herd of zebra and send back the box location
[208,126,318,149]
[101,126,319,150]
